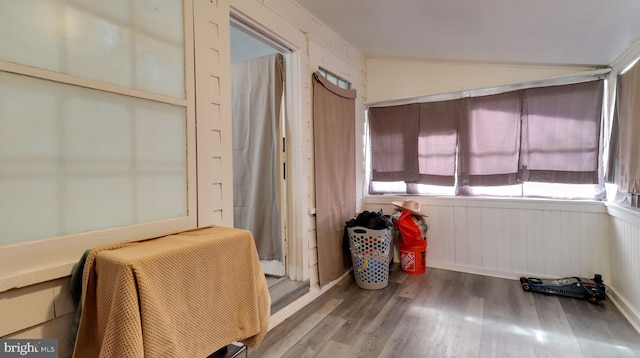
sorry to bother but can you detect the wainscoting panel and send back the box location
[608,204,640,331]
[366,198,610,281]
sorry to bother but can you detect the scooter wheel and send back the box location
[522,283,531,292]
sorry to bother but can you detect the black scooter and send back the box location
[519,274,606,304]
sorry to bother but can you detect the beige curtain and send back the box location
[312,72,357,287]
[231,54,284,260]
[616,63,640,194]
[608,62,640,207]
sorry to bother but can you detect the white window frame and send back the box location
[0,0,197,292]
[318,67,351,89]
[366,69,611,201]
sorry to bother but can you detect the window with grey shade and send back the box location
[368,79,605,199]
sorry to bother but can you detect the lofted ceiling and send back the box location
[294,0,640,67]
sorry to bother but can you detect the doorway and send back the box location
[230,23,287,277]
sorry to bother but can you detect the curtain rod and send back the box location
[365,68,611,108]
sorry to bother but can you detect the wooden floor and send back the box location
[266,276,310,314]
[250,266,640,358]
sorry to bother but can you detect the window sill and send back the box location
[605,202,640,226]
[0,219,197,293]
[0,261,77,294]
[365,194,607,214]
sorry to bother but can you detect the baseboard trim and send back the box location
[606,285,640,335]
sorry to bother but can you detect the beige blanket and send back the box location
[72,226,271,358]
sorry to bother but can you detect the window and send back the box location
[318,67,351,89]
[0,0,196,289]
[368,80,605,200]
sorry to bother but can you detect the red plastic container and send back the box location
[399,240,426,274]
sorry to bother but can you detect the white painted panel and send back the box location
[211,183,223,205]
[541,210,561,275]
[209,75,222,104]
[525,209,545,275]
[509,208,528,274]
[621,218,639,302]
[207,49,222,74]
[0,281,55,336]
[52,278,75,317]
[212,210,224,225]
[595,212,610,278]
[481,208,498,271]
[206,22,220,49]
[467,207,483,268]
[607,212,640,332]
[559,211,579,276]
[211,158,223,183]
[438,206,456,264]
[454,206,469,266]
[423,205,438,262]
[495,208,512,273]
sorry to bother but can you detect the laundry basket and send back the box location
[347,226,391,290]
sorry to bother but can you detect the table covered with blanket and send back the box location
[72,226,271,358]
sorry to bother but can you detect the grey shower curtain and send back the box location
[312,72,357,287]
[232,53,284,261]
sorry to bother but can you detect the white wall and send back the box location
[366,58,600,104]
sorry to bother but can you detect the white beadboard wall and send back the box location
[365,196,610,280]
[607,204,640,332]
[366,196,640,333]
